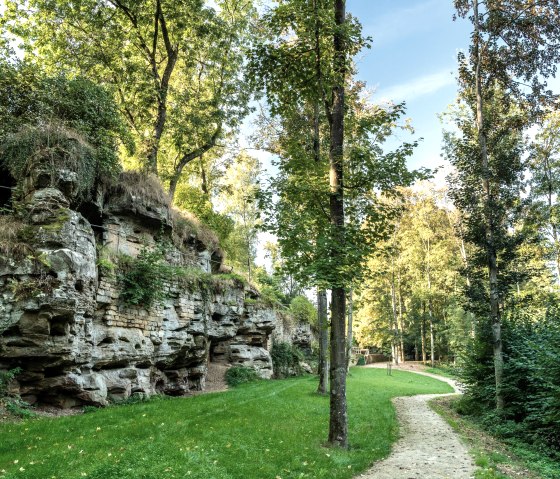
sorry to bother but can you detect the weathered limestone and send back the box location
[0,166,275,407]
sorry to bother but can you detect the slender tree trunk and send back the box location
[327,0,348,449]
[346,289,353,371]
[317,289,329,395]
[200,155,209,195]
[397,271,405,363]
[390,268,400,365]
[473,0,504,411]
[545,168,560,284]
[421,303,427,364]
[429,315,435,367]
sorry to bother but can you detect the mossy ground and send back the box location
[0,368,452,479]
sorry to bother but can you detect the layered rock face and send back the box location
[0,163,275,407]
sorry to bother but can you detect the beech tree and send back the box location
[451,0,560,411]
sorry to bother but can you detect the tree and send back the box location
[528,111,560,284]
[219,151,262,279]
[252,0,418,447]
[4,0,253,197]
[452,0,560,411]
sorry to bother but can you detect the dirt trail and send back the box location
[356,364,475,479]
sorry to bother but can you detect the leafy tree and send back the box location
[289,295,317,326]
[4,0,254,197]
[451,0,560,411]
[219,151,262,279]
[252,0,419,447]
[528,111,560,284]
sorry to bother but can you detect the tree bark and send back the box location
[421,303,427,364]
[317,289,329,395]
[390,266,400,365]
[473,0,504,411]
[327,0,348,449]
[346,289,353,371]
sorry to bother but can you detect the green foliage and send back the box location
[118,245,168,308]
[271,342,304,379]
[0,368,35,419]
[225,366,260,387]
[5,398,36,419]
[0,61,128,196]
[289,295,317,326]
[356,355,366,366]
[0,367,21,397]
[457,307,560,453]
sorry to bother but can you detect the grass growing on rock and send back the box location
[0,368,452,479]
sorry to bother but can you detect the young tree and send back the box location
[252,0,418,446]
[528,111,560,284]
[452,0,560,411]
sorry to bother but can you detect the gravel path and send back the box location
[356,366,475,479]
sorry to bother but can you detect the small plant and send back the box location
[225,366,259,387]
[97,256,116,277]
[0,367,22,397]
[271,342,304,379]
[8,274,57,300]
[5,398,36,419]
[118,244,168,307]
[356,355,366,366]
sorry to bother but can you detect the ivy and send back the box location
[271,342,304,379]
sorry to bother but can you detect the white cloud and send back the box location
[375,69,456,104]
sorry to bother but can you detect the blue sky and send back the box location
[347,0,471,175]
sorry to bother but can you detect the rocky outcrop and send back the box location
[0,163,276,407]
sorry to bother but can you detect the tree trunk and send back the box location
[167,125,222,201]
[346,289,353,371]
[317,289,329,395]
[473,0,504,411]
[397,272,405,363]
[390,267,400,365]
[429,315,435,368]
[327,0,348,449]
[421,303,427,364]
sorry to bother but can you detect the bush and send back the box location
[225,366,259,387]
[0,367,21,397]
[271,342,304,379]
[356,355,366,366]
[0,63,130,205]
[457,309,560,453]
[118,245,168,307]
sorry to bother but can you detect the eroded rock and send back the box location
[0,170,276,407]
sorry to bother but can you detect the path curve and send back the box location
[356,365,475,479]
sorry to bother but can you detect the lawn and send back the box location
[0,368,452,479]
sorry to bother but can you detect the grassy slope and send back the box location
[0,368,452,479]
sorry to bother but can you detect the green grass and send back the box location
[0,368,452,479]
[424,364,457,379]
[431,396,559,479]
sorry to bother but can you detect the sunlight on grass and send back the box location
[0,368,452,479]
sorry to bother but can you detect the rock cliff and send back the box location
[0,159,276,407]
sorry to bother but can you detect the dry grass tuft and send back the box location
[0,216,34,260]
[105,170,170,207]
[170,207,220,252]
